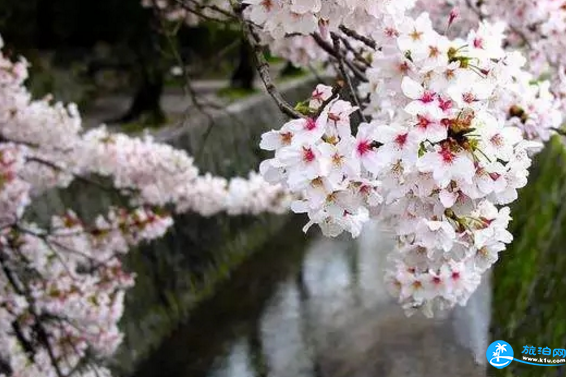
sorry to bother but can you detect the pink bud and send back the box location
[448,8,459,26]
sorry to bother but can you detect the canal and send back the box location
[133,220,486,377]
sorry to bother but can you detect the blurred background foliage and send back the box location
[492,136,566,376]
[0,0,246,122]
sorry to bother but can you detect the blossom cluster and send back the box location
[242,0,419,69]
[415,0,566,115]
[0,32,288,377]
[260,84,382,238]
[480,0,566,115]
[260,12,561,315]
[242,0,416,39]
[0,208,171,377]
[80,128,290,216]
[145,0,564,317]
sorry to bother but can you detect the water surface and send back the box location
[133,221,485,377]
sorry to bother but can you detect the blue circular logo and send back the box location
[487,340,514,369]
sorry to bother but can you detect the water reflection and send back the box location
[133,221,485,377]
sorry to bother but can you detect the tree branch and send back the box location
[338,25,378,50]
[330,33,368,123]
[311,33,368,82]
[232,4,303,119]
[339,35,371,68]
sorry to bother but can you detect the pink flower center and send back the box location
[420,90,436,103]
[398,61,410,74]
[462,92,476,103]
[428,45,441,58]
[312,89,324,101]
[303,148,316,163]
[357,140,371,156]
[417,115,431,129]
[385,27,399,38]
[473,37,484,49]
[305,118,317,131]
[395,133,408,147]
[438,97,453,112]
[452,272,461,281]
[440,147,455,163]
[432,276,442,285]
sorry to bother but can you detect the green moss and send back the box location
[277,65,307,82]
[492,136,566,376]
[217,86,259,101]
[120,114,168,134]
[265,53,284,64]
[120,122,148,134]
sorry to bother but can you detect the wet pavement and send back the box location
[133,220,486,377]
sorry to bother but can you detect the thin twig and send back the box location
[311,33,368,82]
[169,0,231,23]
[339,35,371,68]
[184,0,237,20]
[315,84,342,117]
[158,17,222,158]
[25,156,118,193]
[330,34,368,123]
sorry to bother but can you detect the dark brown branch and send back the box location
[338,25,377,50]
[33,321,65,377]
[12,322,35,360]
[233,6,303,119]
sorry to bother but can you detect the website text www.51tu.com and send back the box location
[487,341,566,369]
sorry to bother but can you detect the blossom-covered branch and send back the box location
[245,2,562,317]
[0,32,289,377]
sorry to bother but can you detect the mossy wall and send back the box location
[27,76,319,376]
[492,136,566,376]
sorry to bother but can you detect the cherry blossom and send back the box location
[259,10,560,317]
[0,32,289,377]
